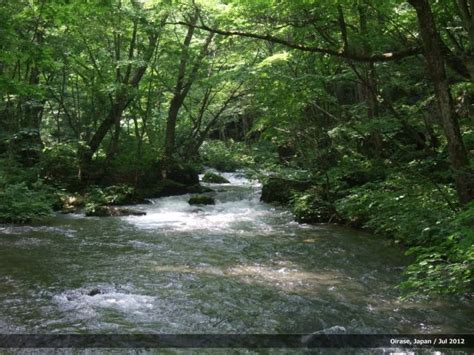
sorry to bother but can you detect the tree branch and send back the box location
[172,21,422,63]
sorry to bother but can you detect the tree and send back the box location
[177,0,473,205]
[408,0,474,205]
[78,1,166,178]
[162,10,214,169]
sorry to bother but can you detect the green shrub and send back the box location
[85,184,136,206]
[290,189,336,223]
[200,140,245,172]
[333,171,474,296]
[0,157,40,186]
[335,174,456,243]
[400,203,474,296]
[0,182,53,223]
[40,143,79,188]
[84,202,103,216]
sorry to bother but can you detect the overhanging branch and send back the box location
[173,21,422,63]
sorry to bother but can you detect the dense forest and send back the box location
[0,0,473,300]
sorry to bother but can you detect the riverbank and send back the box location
[255,171,474,299]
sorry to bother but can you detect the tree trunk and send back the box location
[79,94,128,165]
[14,28,45,166]
[358,1,383,155]
[162,12,213,175]
[78,28,159,176]
[408,0,474,205]
[162,11,198,165]
[164,95,184,161]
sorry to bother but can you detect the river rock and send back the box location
[141,179,211,199]
[202,172,230,184]
[188,195,215,205]
[154,179,191,196]
[260,177,312,204]
[87,288,102,296]
[85,206,146,217]
[150,160,199,186]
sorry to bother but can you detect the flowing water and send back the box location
[0,172,473,336]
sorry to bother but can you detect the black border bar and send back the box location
[0,334,473,348]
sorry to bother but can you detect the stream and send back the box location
[0,172,473,336]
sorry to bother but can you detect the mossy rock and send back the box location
[85,205,146,217]
[145,179,191,198]
[260,177,312,204]
[138,160,199,188]
[188,195,215,205]
[87,288,102,296]
[202,172,230,184]
[138,180,211,199]
[156,160,200,185]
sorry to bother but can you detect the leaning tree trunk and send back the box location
[408,0,474,205]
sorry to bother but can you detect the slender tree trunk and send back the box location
[14,27,45,166]
[107,117,122,161]
[162,11,198,165]
[78,29,159,177]
[358,1,383,154]
[79,94,128,164]
[409,0,474,204]
[162,10,213,175]
[164,95,185,161]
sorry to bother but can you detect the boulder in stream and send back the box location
[202,172,230,184]
[141,179,211,198]
[85,205,146,217]
[260,177,312,204]
[87,288,102,296]
[188,195,215,205]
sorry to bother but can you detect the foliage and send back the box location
[290,188,336,224]
[335,173,457,243]
[199,140,254,171]
[85,185,136,206]
[0,182,53,223]
[40,143,79,188]
[199,139,279,173]
[0,157,54,223]
[401,203,474,296]
[331,172,474,295]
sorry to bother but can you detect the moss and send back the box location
[188,195,215,205]
[260,177,312,204]
[202,172,230,183]
[166,162,200,185]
